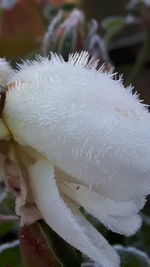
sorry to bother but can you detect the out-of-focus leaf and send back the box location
[115,245,150,267]
[40,221,81,267]
[0,191,15,216]
[102,16,126,46]
[61,3,77,10]
[19,221,81,267]
[102,14,143,50]
[0,220,16,237]
[125,214,150,257]
[0,188,18,243]
[127,0,150,9]
[102,16,125,31]
[81,254,101,267]
[0,240,24,267]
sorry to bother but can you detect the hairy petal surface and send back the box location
[59,182,143,235]
[0,58,13,86]
[28,159,120,267]
[3,52,150,201]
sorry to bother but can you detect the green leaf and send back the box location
[127,0,150,9]
[124,214,150,257]
[102,16,125,46]
[40,221,81,267]
[0,220,16,237]
[102,16,125,30]
[0,240,24,267]
[0,191,15,216]
[0,190,18,243]
[115,245,150,267]
[61,3,77,11]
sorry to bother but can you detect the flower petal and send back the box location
[4,53,150,201]
[59,182,143,235]
[0,58,13,86]
[4,145,41,225]
[28,159,120,267]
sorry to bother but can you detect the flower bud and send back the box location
[43,9,111,68]
[2,52,150,267]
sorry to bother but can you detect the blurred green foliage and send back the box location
[0,241,24,267]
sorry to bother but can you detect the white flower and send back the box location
[1,52,150,267]
[0,58,13,86]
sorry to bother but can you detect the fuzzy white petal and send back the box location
[28,159,120,267]
[0,58,13,86]
[59,182,145,217]
[59,181,143,235]
[3,52,150,202]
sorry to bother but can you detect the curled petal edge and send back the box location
[59,181,143,236]
[28,159,120,267]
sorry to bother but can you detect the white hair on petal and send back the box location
[69,51,102,71]
[69,51,89,66]
[50,52,65,63]
[0,58,13,85]
[15,51,115,78]
[11,51,148,113]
